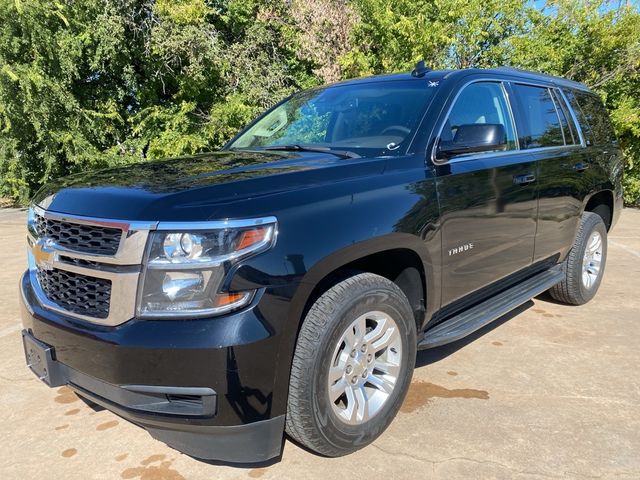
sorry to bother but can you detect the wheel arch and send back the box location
[288,233,436,339]
[583,189,614,230]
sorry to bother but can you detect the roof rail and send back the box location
[494,66,589,90]
[495,66,523,72]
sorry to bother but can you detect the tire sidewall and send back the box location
[574,215,608,303]
[309,284,416,453]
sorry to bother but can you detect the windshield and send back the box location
[228,80,435,158]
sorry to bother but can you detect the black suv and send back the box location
[20,65,622,463]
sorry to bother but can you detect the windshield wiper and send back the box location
[262,144,360,159]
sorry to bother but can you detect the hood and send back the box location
[33,150,386,221]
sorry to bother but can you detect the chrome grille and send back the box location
[58,256,104,269]
[27,208,152,326]
[34,213,122,255]
[36,267,111,319]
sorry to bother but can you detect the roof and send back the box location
[481,67,590,91]
[328,66,591,92]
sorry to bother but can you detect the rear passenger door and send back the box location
[507,83,593,262]
[434,80,538,306]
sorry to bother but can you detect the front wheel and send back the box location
[549,211,608,305]
[286,273,416,457]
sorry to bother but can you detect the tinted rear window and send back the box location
[562,88,590,141]
[511,84,564,149]
[572,90,616,145]
[551,89,578,145]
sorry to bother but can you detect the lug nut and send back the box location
[351,376,358,384]
[367,354,372,362]
[360,345,367,353]
[350,349,356,358]
[362,369,368,378]
[346,365,353,374]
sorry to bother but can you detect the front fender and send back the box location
[288,232,439,331]
[227,164,440,417]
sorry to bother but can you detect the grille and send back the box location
[58,256,104,269]
[36,267,111,319]
[34,214,122,255]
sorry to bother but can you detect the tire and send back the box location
[286,273,417,457]
[549,211,607,305]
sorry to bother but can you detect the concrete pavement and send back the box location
[1,207,639,479]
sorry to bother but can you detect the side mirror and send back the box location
[437,123,507,160]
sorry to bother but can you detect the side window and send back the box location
[511,84,564,149]
[551,89,578,145]
[562,88,592,144]
[573,91,616,145]
[440,82,517,153]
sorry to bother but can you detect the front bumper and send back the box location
[20,272,289,463]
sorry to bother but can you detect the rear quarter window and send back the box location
[551,89,578,145]
[563,88,616,146]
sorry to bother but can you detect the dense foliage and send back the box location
[1,0,639,205]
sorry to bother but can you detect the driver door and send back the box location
[434,80,538,306]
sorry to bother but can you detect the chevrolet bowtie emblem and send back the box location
[32,238,55,268]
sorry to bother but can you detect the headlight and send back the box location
[137,218,276,318]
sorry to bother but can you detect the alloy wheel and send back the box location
[327,311,402,425]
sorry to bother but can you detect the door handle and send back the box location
[513,173,536,186]
[573,162,589,172]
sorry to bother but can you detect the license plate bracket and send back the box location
[22,330,65,387]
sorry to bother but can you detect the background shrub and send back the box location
[1,0,638,205]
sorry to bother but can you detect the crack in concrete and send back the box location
[609,240,640,259]
[370,443,561,478]
[501,392,640,406]
[0,375,33,383]
[0,323,22,339]
[369,443,639,479]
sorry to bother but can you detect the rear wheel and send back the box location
[549,211,608,305]
[286,273,416,457]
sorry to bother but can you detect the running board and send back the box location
[418,266,563,349]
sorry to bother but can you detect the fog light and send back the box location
[162,271,204,301]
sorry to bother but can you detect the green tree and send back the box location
[342,0,640,205]
[510,1,640,205]
[0,0,315,204]
[340,0,529,76]
[0,0,148,203]
[1,0,639,206]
